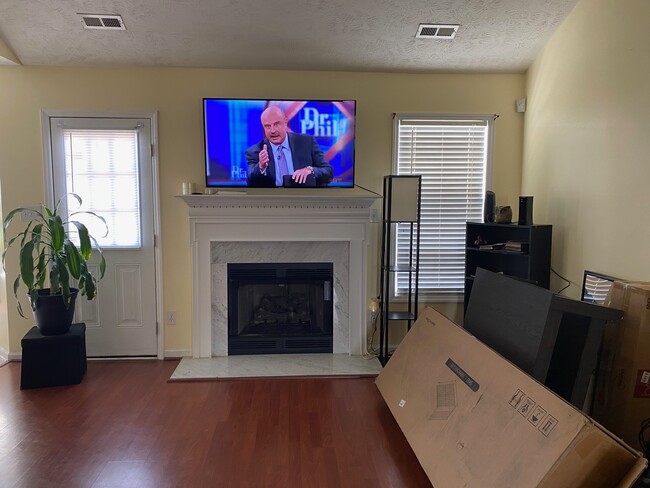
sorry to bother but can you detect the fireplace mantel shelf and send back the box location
[178,190,379,210]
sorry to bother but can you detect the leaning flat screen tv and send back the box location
[581,270,618,305]
[203,99,356,188]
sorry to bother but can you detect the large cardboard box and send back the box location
[376,307,646,488]
[593,281,650,448]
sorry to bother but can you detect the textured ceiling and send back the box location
[0,0,578,73]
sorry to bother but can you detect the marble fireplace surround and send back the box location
[181,192,379,358]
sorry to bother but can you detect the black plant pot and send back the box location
[32,288,78,336]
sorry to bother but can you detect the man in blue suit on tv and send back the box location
[246,106,333,187]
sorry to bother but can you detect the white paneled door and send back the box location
[48,117,157,356]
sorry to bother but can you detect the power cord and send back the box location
[636,417,650,486]
[639,416,650,457]
[354,183,382,197]
[363,300,380,359]
[551,267,574,295]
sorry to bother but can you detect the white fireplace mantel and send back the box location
[180,191,380,358]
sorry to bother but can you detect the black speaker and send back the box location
[484,191,496,223]
[518,196,534,225]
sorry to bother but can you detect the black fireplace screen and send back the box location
[228,263,334,354]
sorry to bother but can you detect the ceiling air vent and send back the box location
[79,14,126,30]
[416,24,459,39]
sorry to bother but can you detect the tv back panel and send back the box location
[465,268,623,409]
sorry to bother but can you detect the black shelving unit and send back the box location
[464,221,552,311]
[379,175,422,366]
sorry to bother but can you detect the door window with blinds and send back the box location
[392,114,494,301]
[60,128,142,248]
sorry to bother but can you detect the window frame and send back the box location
[60,127,143,249]
[391,113,495,302]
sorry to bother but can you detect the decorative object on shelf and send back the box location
[378,175,421,366]
[504,240,529,253]
[3,194,107,335]
[495,205,512,224]
[484,191,496,223]
[479,242,505,250]
[182,182,197,195]
[518,196,534,225]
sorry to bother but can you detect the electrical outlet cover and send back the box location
[167,311,177,325]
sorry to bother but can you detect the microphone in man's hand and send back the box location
[259,143,269,171]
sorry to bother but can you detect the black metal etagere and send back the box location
[378,175,422,366]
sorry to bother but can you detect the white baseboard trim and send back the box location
[164,349,192,359]
[88,357,157,361]
[8,351,22,361]
[4,351,191,361]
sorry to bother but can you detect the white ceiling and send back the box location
[0,0,578,73]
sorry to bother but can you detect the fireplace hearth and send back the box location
[228,263,334,355]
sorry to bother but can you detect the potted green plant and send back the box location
[2,194,107,335]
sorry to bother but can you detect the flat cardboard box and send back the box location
[376,307,646,488]
[593,281,650,448]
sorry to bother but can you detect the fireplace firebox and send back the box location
[228,263,334,355]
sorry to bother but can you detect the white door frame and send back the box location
[41,110,164,359]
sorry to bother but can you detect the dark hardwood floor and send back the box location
[0,360,431,487]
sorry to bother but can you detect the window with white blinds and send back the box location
[63,129,141,248]
[392,114,494,301]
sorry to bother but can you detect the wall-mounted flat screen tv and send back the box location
[204,99,356,188]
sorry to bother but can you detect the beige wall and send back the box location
[0,66,524,353]
[0,181,9,356]
[523,0,650,297]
